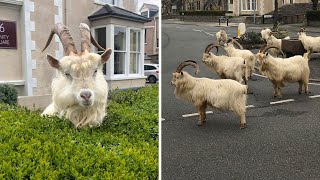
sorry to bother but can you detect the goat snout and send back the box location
[80,91,92,101]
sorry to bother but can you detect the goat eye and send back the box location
[65,72,70,76]
[93,69,98,76]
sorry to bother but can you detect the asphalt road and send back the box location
[161,22,320,180]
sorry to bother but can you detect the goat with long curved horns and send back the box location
[172,60,247,128]
[41,23,112,129]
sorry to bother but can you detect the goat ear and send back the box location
[47,54,60,69]
[101,48,112,64]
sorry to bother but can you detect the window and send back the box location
[196,1,201,10]
[130,29,141,74]
[145,29,147,44]
[114,27,126,75]
[141,11,148,18]
[95,27,107,74]
[241,0,257,11]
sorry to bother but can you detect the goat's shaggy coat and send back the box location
[172,70,247,128]
[41,23,111,128]
[298,31,320,53]
[256,48,310,98]
[202,51,247,84]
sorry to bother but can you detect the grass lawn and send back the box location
[0,85,158,179]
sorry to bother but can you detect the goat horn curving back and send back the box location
[42,23,78,55]
[261,45,285,57]
[176,60,200,74]
[232,39,243,49]
[79,23,106,53]
[205,43,226,54]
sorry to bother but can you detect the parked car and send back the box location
[144,64,159,83]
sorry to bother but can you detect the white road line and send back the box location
[246,105,255,108]
[203,31,215,36]
[192,29,202,32]
[161,118,165,121]
[308,82,320,86]
[309,95,320,99]
[182,111,213,118]
[176,27,182,29]
[270,99,294,105]
[253,73,267,78]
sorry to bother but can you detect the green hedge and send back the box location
[179,10,232,16]
[0,84,18,105]
[0,85,159,179]
[306,10,320,21]
[238,31,264,45]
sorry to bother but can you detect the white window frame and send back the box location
[129,27,143,76]
[92,24,145,80]
[241,0,257,11]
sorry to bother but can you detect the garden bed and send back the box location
[0,85,159,179]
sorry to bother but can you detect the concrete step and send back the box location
[229,16,246,23]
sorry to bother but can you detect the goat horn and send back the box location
[176,60,200,75]
[42,23,77,55]
[205,43,225,54]
[259,44,268,53]
[262,45,285,57]
[79,23,106,53]
[232,39,243,50]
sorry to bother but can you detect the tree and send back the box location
[311,0,319,10]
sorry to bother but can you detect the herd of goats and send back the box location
[171,27,320,129]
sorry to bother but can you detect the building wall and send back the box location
[144,20,155,56]
[0,3,22,81]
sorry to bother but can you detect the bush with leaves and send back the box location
[237,31,264,48]
[0,84,158,179]
[0,84,18,105]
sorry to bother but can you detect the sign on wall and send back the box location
[0,20,17,49]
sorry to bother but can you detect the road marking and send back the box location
[176,27,182,29]
[182,111,213,118]
[161,118,165,121]
[253,73,267,78]
[203,31,215,36]
[270,99,294,105]
[192,29,202,32]
[309,95,320,99]
[246,105,255,108]
[308,82,320,86]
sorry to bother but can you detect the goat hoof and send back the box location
[240,123,246,129]
[198,121,204,126]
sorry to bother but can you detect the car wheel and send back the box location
[148,76,157,83]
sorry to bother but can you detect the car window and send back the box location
[144,65,150,70]
[149,66,156,70]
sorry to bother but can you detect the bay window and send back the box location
[93,25,144,79]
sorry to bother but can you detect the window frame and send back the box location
[241,0,257,11]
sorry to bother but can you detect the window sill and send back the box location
[0,80,25,86]
[105,75,147,81]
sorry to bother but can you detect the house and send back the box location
[140,3,159,64]
[0,0,148,109]
[229,0,311,16]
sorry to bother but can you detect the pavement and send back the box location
[161,21,320,180]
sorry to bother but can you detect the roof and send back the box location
[88,4,150,23]
[266,3,320,16]
[139,3,159,12]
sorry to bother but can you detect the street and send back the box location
[161,20,320,179]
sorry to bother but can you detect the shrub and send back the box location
[0,84,18,105]
[179,10,232,16]
[238,31,264,45]
[0,84,158,179]
[306,10,320,21]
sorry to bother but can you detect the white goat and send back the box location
[222,39,256,79]
[261,28,289,57]
[202,43,247,85]
[171,60,247,129]
[216,30,228,45]
[256,45,311,98]
[41,23,112,129]
[298,28,320,53]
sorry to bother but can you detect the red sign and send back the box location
[0,20,17,49]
